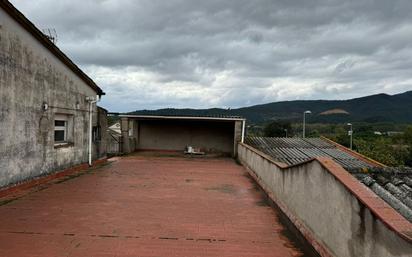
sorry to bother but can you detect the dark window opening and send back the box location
[93,126,101,142]
[54,130,65,142]
[55,120,66,127]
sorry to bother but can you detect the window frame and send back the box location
[54,114,72,146]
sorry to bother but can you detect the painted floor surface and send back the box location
[0,156,307,257]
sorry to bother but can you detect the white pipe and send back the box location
[303,110,311,138]
[303,113,306,138]
[347,123,353,150]
[241,120,246,143]
[87,95,99,166]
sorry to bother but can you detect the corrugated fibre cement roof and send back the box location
[245,137,372,170]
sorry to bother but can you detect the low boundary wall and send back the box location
[0,158,107,199]
[238,143,412,257]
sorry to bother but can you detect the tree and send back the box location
[263,121,292,137]
[404,126,412,143]
[335,126,350,147]
[354,138,403,166]
[402,126,412,166]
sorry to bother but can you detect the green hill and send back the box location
[129,91,412,124]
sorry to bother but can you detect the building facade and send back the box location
[0,1,107,188]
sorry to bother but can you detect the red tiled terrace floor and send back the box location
[0,155,311,257]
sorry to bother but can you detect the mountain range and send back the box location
[129,91,412,124]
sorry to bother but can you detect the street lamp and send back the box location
[347,123,353,150]
[303,110,312,138]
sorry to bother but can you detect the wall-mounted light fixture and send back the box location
[42,102,48,111]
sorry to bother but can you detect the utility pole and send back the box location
[347,123,353,150]
[303,110,312,138]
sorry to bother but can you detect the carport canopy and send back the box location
[113,114,246,156]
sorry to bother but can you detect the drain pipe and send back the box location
[86,95,99,166]
[241,119,246,143]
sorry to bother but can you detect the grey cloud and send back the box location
[9,0,412,111]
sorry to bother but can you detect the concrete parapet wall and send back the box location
[238,143,412,257]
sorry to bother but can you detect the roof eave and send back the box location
[0,0,105,96]
[115,114,246,122]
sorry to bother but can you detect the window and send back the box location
[54,114,73,146]
[54,119,67,142]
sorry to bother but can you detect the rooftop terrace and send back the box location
[0,154,317,257]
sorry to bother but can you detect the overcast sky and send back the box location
[10,0,412,112]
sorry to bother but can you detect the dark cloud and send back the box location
[10,0,412,111]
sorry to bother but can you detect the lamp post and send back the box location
[347,123,353,150]
[303,110,312,138]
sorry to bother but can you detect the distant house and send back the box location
[386,131,404,136]
[0,1,107,188]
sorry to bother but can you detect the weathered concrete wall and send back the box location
[120,117,130,154]
[137,119,235,155]
[233,120,243,156]
[0,8,106,188]
[95,107,108,158]
[238,143,412,257]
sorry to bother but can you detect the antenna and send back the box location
[42,28,58,44]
